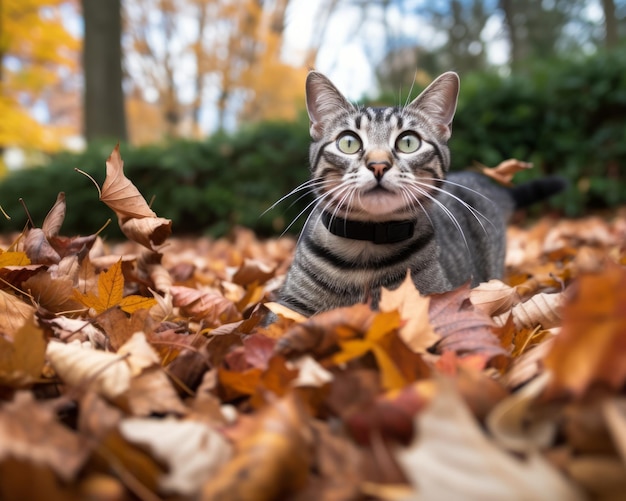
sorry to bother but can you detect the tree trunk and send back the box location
[82,0,127,142]
[601,0,619,48]
[499,0,523,70]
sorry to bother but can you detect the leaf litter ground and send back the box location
[1,148,626,500]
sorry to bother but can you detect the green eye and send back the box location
[395,132,421,153]
[336,132,362,154]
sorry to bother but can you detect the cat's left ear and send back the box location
[306,71,355,141]
[408,72,459,140]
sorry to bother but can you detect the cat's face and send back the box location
[306,71,459,220]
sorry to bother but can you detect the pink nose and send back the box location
[367,161,391,180]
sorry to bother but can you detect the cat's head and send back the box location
[305,71,459,220]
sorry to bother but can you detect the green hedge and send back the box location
[1,49,625,240]
[450,48,626,215]
[0,119,311,238]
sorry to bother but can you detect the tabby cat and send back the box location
[278,71,562,316]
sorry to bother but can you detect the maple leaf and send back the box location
[379,271,440,353]
[72,259,156,314]
[333,310,413,391]
[0,250,31,267]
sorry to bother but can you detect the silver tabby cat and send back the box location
[279,71,559,316]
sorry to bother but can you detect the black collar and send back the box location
[321,211,415,245]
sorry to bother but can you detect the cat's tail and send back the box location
[510,176,568,209]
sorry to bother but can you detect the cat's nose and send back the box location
[367,161,391,180]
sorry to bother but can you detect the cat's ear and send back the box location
[306,71,354,140]
[408,72,459,140]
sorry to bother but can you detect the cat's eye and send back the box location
[336,132,362,154]
[395,132,421,153]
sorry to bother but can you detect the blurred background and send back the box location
[1,0,625,237]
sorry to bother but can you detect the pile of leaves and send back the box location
[1,148,625,500]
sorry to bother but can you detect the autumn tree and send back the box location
[122,0,307,141]
[0,0,79,168]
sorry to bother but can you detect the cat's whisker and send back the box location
[399,186,433,227]
[407,183,471,253]
[261,178,334,217]
[281,183,348,237]
[411,179,495,233]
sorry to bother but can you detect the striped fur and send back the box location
[279,71,516,316]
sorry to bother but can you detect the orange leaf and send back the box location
[379,271,440,352]
[544,266,626,397]
[0,251,31,267]
[73,260,136,314]
[118,294,157,314]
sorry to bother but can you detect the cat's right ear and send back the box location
[306,71,354,140]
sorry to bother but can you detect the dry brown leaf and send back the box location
[396,378,585,501]
[100,145,156,221]
[603,398,626,464]
[379,271,440,353]
[0,289,36,337]
[171,285,241,326]
[469,279,520,316]
[42,192,66,239]
[202,393,311,500]
[119,416,231,496]
[0,392,89,481]
[429,285,509,362]
[496,291,564,331]
[480,158,533,186]
[119,216,172,250]
[23,228,61,264]
[232,258,276,286]
[0,316,47,386]
[275,303,376,359]
[487,372,556,452]
[544,266,626,397]
[46,341,132,399]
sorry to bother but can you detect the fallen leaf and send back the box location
[202,393,311,500]
[100,145,156,221]
[0,289,36,337]
[543,266,626,397]
[396,378,585,500]
[479,158,533,186]
[73,259,156,315]
[379,271,440,353]
[469,279,520,316]
[119,416,231,495]
[46,341,132,399]
[0,392,89,481]
[496,291,564,331]
[0,316,47,386]
[42,192,66,239]
[429,285,510,362]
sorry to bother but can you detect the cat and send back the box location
[278,70,564,316]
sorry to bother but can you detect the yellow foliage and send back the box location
[0,0,80,151]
